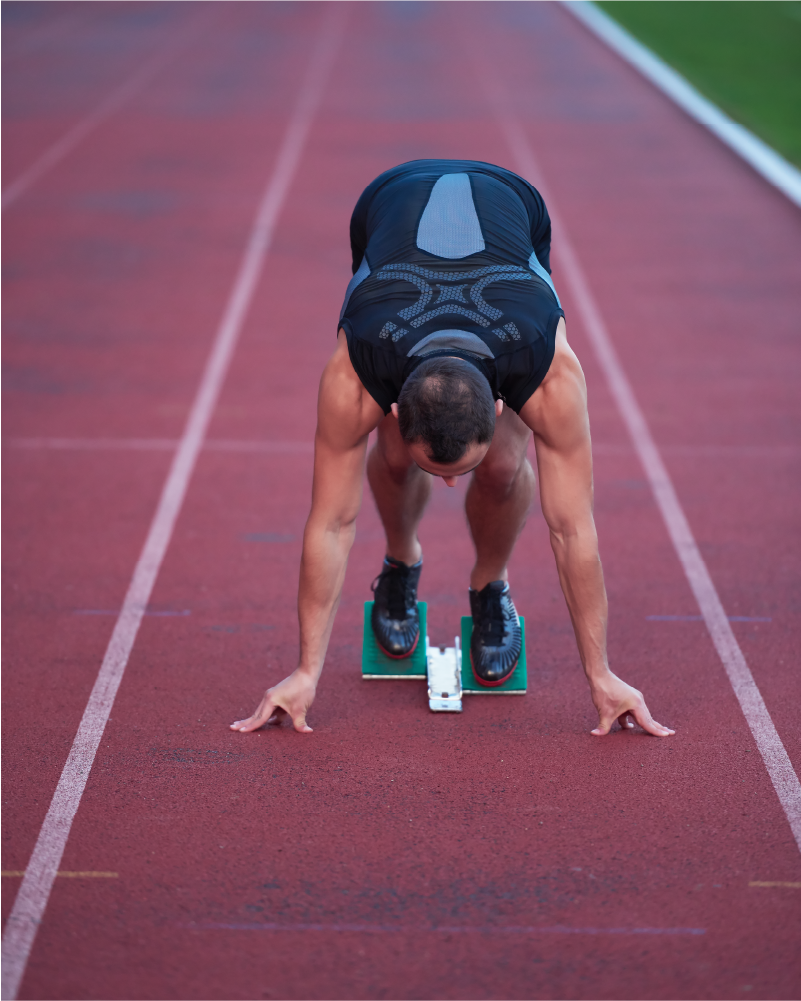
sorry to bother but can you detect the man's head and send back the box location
[393,356,501,485]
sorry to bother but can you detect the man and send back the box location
[231,160,674,738]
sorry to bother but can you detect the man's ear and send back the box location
[495,399,504,417]
[390,402,399,418]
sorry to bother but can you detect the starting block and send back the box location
[362,601,527,712]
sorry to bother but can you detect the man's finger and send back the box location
[617,712,635,730]
[632,707,675,737]
[591,715,615,736]
[292,710,313,734]
[231,699,276,732]
[235,715,269,733]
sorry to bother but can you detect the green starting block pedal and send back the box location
[362,602,527,706]
[362,601,428,678]
[461,615,527,695]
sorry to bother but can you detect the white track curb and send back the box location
[563,1,801,209]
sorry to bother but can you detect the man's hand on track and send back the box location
[589,672,675,738]
[231,669,316,734]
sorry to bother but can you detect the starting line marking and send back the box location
[73,609,191,617]
[10,438,796,459]
[1,872,118,879]
[188,922,706,936]
[5,437,314,453]
[647,615,772,623]
[472,41,801,856]
[0,8,348,1000]
[749,881,801,889]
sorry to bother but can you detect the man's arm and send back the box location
[231,332,384,734]
[520,320,674,737]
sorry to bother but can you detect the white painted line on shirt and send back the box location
[1,8,214,212]
[489,101,801,857]
[563,1,801,209]
[0,8,347,998]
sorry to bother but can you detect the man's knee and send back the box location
[371,419,417,483]
[472,449,533,500]
[375,446,418,484]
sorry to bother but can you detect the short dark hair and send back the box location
[397,357,496,464]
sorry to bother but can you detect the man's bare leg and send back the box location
[466,405,534,591]
[367,412,432,565]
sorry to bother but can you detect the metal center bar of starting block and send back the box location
[426,636,463,712]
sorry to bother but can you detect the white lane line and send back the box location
[6,437,180,451]
[5,437,314,453]
[1,8,214,212]
[187,921,706,936]
[205,439,313,454]
[563,1,801,209]
[8,437,796,459]
[0,8,347,998]
[592,443,801,458]
[474,53,801,855]
[1,872,118,879]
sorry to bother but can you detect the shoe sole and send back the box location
[470,649,519,687]
[375,629,420,660]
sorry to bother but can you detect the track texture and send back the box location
[3,3,800,999]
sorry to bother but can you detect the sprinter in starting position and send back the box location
[231,159,674,738]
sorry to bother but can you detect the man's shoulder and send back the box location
[519,321,588,440]
[319,334,385,442]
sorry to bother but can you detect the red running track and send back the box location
[3,3,800,998]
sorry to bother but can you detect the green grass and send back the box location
[596,2,801,167]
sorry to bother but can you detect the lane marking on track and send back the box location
[1,7,215,212]
[73,609,191,617]
[563,1,801,209]
[186,922,706,936]
[5,437,314,453]
[592,442,801,458]
[1,872,118,879]
[646,616,772,623]
[7,438,180,451]
[0,8,348,999]
[8,438,796,459]
[749,881,801,889]
[472,38,801,856]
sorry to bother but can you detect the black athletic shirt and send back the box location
[338,159,564,414]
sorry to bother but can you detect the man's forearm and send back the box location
[296,517,357,680]
[550,527,610,681]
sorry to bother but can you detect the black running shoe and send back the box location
[469,580,521,685]
[371,557,422,658]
